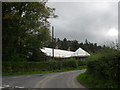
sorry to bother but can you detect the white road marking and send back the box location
[4,85,10,87]
[0,86,4,89]
[15,86,24,88]
[2,84,24,88]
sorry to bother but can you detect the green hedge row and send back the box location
[3,58,87,73]
[86,49,120,84]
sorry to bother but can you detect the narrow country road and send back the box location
[2,69,87,88]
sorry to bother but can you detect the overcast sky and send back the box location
[47,1,118,45]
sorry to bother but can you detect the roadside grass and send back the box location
[77,72,118,89]
[3,66,86,76]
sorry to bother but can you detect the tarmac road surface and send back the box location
[2,69,87,88]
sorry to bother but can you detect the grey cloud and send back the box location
[47,2,118,45]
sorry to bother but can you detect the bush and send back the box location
[77,72,118,88]
[3,58,86,73]
[62,58,78,68]
[47,60,60,70]
[78,60,87,66]
[2,56,91,75]
[87,49,120,84]
[3,53,27,72]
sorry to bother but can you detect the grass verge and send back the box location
[3,66,86,76]
[77,72,118,89]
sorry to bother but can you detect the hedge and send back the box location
[2,58,87,73]
[86,49,120,84]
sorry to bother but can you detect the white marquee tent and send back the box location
[40,47,90,58]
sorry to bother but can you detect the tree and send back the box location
[2,1,57,61]
[61,38,69,50]
[72,40,79,51]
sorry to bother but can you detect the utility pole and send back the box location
[52,26,54,59]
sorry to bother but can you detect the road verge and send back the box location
[77,72,118,88]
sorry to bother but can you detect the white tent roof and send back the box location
[72,48,90,57]
[40,47,90,58]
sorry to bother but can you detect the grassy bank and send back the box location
[77,72,118,88]
[3,66,86,76]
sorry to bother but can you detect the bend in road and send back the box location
[2,69,87,88]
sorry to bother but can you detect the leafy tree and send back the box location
[47,38,112,54]
[71,40,79,51]
[2,1,57,61]
[61,38,69,50]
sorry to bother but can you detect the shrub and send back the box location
[3,58,87,73]
[87,48,120,84]
[47,60,60,70]
[3,53,27,72]
[78,60,87,66]
[62,58,78,68]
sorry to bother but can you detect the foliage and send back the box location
[2,1,57,62]
[77,72,118,88]
[3,66,86,76]
[62,58,78,68]
[86,48,120,86]
[78,60,87,66]
[48,38,103,53]
[2,58,86,73]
